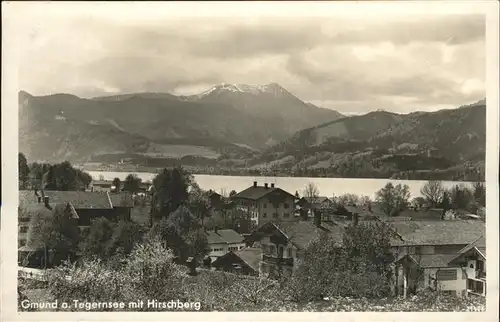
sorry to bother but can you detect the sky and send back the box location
[12,3,486,115]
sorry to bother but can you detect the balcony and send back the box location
[476,270,486,279]
[262,255,294,266]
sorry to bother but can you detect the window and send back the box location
[19,239,26,246]
[263,203,267,209]
[263,213,267,218]
[284,203,289,209]
[19,217,30,223]
[437,269,457,281]
[287,248,293,257]
[273,212,278,218]
[477,260,484,271]
[19,226,29,233]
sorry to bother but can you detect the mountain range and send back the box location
[18,84,485,181]
[19,83,343,163]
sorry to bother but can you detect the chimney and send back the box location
[313,210,321,227]
[352,213,359,226]
[264,183,269,189]
[271,183,275,188]
[44,196,49,207]
[253,181,257,187]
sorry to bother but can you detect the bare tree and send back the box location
[302,182,320,200]
[420,181,445,207]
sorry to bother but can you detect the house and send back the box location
[247,213,345,279]
[395,235,486,298]
[19,190,133,227]
[297,196,331,213]
[90,180,113,192]
[212,247,262,276]
[206,228,246,262]
[390,220,486,297]
[230,181,297,227]
[41,190,115,226]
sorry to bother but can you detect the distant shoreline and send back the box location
[78,165,483,183]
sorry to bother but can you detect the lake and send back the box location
[86,171,471,199]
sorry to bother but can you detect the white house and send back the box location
[395,234,486,297]
[206,228,246,262]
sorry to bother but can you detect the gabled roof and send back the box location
[256,220,344,250]
[449,236,486,263]
[231,186,295,201]
[390,220,485,246]
[109,192,134,208]
[400,254,460,268]
[236,247,262,272]
[211,247,262,272]
[206,229,244,245]
[42,191,113,209]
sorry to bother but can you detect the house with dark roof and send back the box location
[390,221,486,297]
[206,228,246,262]
[395,235,486,298]
[231,181,297,227]
[247,213,345,279]
[19,190,133,227]
[212,247,262,276]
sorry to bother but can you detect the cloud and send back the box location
[16,12,485,114]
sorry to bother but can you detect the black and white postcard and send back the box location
[1,1,499,321]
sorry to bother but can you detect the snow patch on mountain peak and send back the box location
[198,83,288,98]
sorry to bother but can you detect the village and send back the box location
[17,161,487,310]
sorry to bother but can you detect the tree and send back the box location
[439,191,452,211]
[48,239,185,309]
[44,161,92,191]
[420,181,445,207]
[81,217,114,259]
[151,167,190,219]
[29,162,51,189]
[112,177,121,192]
[375,183,410,216]
[302,182,319,200]
[148,205,209,262]
[410,197,426,210]
[287,222,396,302]
[123,174,142,193]
[472,182,486,207]
[27,203,80,264]
[106,220,145,257]
[337,193,361,206]
[450,184,474,210]
[18,153,30,189]
[188,190,211,226]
